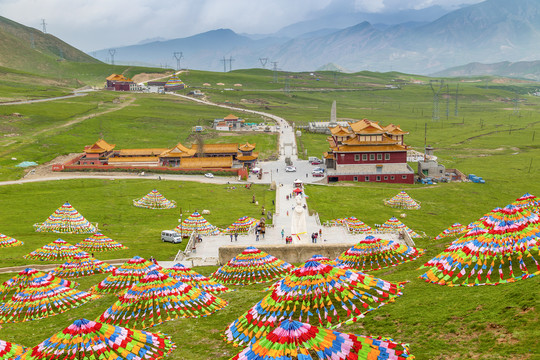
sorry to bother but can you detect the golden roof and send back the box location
[85,139,116,154]
[106,74,132,82]
[323,152,334,159]
[330,125,352,136]
[239,142,256,151]
[160,143,197,158]
[384,124,409,135]
[331,144,408,152]
[180,156,233,169]
[191,143,239,154]
[350,119,385,134]
[224,114,239,120]
[108,156,159,163]
[237,153,259,161]
[118,148,168,156]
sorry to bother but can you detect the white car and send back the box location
[285,166,297,172]
[204,173,214,178]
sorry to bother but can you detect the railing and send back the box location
[314,212,321,226]
[175,231,197,261]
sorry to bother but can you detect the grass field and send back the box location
[0,179,275,268]
[0,69,539,359]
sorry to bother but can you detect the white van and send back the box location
[161,230,182,244]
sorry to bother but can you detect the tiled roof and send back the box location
[237,153,259,161]
[350,119,385,134]
[192,143,239,154]
[180,156,233,169]
[108,156,159,163]
[330,125,352,136]
[160,143,197,158]
[224,114,238,120]
[384,124,408,135]
[239,142,256,151]
[85,139,116,154]
[118,148,167,156]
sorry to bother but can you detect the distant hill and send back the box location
[95,0,540,74]
[433,60,540,80]
[0,15,100,75]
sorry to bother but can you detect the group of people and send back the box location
[229,232,239,242]
[255,222,266,241]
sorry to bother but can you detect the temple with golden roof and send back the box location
[77,139,258,169]
[325,119,414,184]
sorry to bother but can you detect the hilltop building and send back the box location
[213,114,245,131]
[75,139,258,169]
[105,74,135,91]
[324,119,414,184]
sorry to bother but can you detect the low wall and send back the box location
[218,244,353,265]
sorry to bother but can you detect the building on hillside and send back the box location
[324,119,415,184]
[147,81,167,93]
[105,74,134,91]
[75,139,258,169]
[79,139,116,165]
[213,114,244,131]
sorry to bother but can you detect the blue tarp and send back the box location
[15,161,38,167]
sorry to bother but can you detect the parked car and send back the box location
[161,230,182,243]
[312,170,325,177]
[285,166,297,172]
[204,173,214,178]
[309,157,323,165]
[313,167,325,173]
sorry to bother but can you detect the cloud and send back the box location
[0,0,485,51]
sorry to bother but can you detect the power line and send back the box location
[430,79,444,121]
[271,61,278,83]
[40,19,47,33]
[220,56,227,72]
[108,49,116,65]
[258,57,268,69]
[173,52,184,71]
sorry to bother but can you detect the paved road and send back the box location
[0,91,89,106]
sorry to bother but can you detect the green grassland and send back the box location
[0,69,539,359]
[0,179,274,268]
[0,92,278,180]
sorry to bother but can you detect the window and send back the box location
[391,176,395,180]
[362,154,368,161]
[385,153,390,160]
[376,176,381,181]
[353,176,358,181]
[369,154,375,161]
[365,176,370,182]
[402,175,407,179]
[354,154,360,161]
[384,176,388,180]
[377,153,383,161]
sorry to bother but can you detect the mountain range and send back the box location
[92,0,540,75]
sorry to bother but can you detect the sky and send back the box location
[0,0,485,52]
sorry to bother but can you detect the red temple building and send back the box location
[324,119,414,184]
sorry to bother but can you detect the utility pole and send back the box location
[220,56,227,72]
[228,56,235,71]
[173,52,183,71]
[454,83,459,117]
[445,84,449,122]
[430,79,444,121]
[41,19,47,33]
[259,57,268,69]
[108,49,116,65]
[271,61,278,83]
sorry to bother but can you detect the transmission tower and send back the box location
[430,79,444,121]
[41,19,47,33]
[513,91,520,115]
[258,57,268,69]
[30,34,35,49]
[454,83,459,116]
[220,56,227,72]
[108,49,116,65]
[271,61,278,83]
[173,52,184,71]
[284,78,290,94]
[228,56,235,71]
[445,84,449,121]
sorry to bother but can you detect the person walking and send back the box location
[281,228,284,240]
[319,228,322,237]
[230,233,233,242]
[234,231,238,242]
